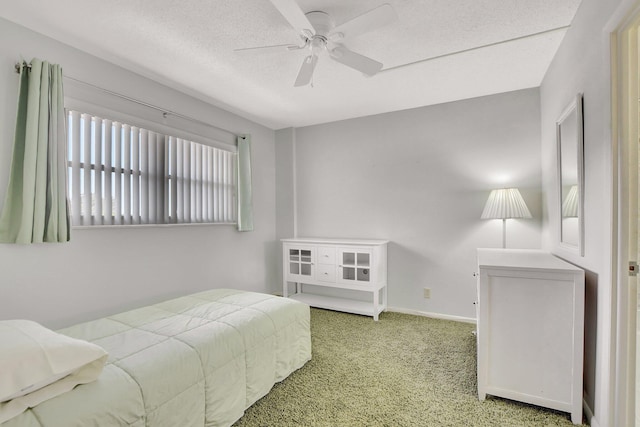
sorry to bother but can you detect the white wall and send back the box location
[0,19,277,329]
[277,88,543,320]
[539,0,625,423]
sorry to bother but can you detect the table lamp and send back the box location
[481,188,532,248]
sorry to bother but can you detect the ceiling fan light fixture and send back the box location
[310,37,326,51]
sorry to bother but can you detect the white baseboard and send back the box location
[279,294,477,324]
[387,306,476,324]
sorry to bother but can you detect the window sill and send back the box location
[71,222,237,230]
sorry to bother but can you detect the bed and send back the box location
[1,289,311,427]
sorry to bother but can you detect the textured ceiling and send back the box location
[1,0,582,129]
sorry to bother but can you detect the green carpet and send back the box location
[234,309,587,426]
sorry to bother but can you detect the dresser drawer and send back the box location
[318,246,336,264]
[316,264,336,282]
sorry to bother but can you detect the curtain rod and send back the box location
[14,62,239,139]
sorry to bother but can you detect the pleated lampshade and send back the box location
[561,185,579,218]
[481,188,532,220]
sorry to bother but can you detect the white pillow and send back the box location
[0,319,108,423]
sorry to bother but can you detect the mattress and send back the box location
[2,289,311,427]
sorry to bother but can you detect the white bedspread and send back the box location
[2,289,311,427]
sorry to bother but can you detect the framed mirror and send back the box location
[556,93,584,256]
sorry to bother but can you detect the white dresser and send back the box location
[476,248,585,424]
[281,238,388,321]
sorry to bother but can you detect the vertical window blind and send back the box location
[67,110,237,226]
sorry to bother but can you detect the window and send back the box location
[66,110,237,226]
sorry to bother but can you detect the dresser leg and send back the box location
[571,410,582,425]
[373,289,379,321]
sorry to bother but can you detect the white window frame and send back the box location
[66,108,237,227]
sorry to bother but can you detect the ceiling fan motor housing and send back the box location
[306,11,335,38]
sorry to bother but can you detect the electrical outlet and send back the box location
[423,288,431,299]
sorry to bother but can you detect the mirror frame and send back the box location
[556,93,585,256]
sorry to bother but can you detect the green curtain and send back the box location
[0,59,70,243]
[236,135,254,232]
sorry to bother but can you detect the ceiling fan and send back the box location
[235,0,397,87]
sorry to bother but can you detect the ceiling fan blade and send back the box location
[330,46,383,76]
[331,3,397,40]
[294,54,319,87]
[270,0,315,36]
[234,44,302,55]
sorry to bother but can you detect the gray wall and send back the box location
[277,88,543,320]
[540,0,625,423]
[275,127,296,291]
[0,19,278,329]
